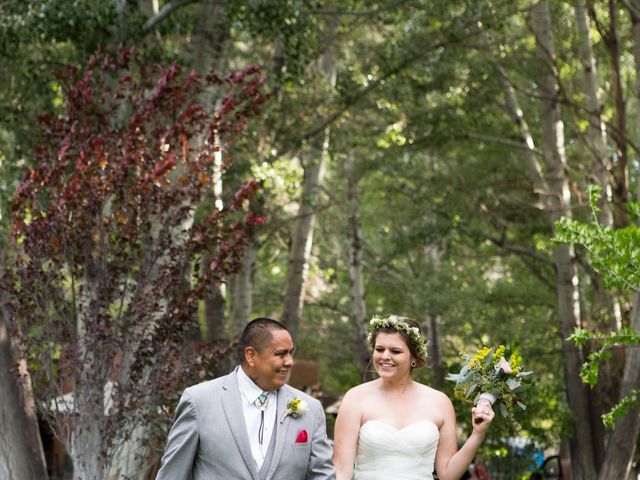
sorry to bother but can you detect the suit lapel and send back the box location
[222,370,260,480]
[265,386,293,480]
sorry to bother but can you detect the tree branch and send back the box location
[488,236,555,267]
[143,0,198,33]
[313,0,405,16]
[466,132,545,156]
[621,0,640,21]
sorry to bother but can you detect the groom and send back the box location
[156,317,336,479]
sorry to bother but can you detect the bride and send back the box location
[333,315,494,480]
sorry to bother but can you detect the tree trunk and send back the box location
[489,44,549,198]
[0,292,48,480]
[281,148,327,339]
[491,27,602,475]
[424,244,445,389]
[204,271,228,342]
[531,3,598,477]
[345,155,370,374]
[624,0,640,201]
[598,292,640,479]
[425,310,445,389]
[71,268,108,480]
[574,0,614,227]
[575,2,624,466]
[282,37,336,339]
[230,238,258,335]
[591,0,630,226]
[138,0,158,19]
[191,0,232,344]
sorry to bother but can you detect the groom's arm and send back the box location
[306,399,337,480]
[156,390,199,480]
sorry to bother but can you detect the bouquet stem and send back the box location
[474,393,496,424]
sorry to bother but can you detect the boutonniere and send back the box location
[280,397,309,423]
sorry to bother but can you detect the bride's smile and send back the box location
[372,332,413,377]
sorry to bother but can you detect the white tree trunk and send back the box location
[281,147,328,339]
[71,269,108,480]
[574,0,614,227]
[282,40,336,339]
[345,155,370,371]
[488,43,549,199]
[138,0,158,19]
[204,135,228,343]
[192,0,231,344]
[346,156,366,328]
[531,3,597,478]
[230,239,258,334]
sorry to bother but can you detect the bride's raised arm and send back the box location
[332,388,362,480]
[433,394,493,480]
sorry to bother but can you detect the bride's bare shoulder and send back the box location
[416,383,452,403]
[344,380,379,399]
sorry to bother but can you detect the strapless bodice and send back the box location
[354,420,439,480]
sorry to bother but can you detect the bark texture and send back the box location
[531,3,597,477]
[0,297,48,480]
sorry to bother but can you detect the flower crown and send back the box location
[367,315,428,362]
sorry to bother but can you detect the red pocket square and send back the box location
[295,429,308,444]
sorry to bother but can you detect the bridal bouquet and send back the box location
[446,345,532,425]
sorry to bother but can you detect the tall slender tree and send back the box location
[533,2,595,477]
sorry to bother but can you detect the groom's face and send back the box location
[250,329,295,391]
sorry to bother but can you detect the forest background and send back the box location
[2,1,640,479]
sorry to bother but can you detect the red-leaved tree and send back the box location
[2,48,267,479]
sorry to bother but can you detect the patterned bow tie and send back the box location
[255,391,269,444]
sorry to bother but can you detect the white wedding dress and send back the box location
[354,420,439,480]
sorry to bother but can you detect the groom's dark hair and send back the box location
[237,317,290,363]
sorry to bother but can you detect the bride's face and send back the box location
[372,332,412,378]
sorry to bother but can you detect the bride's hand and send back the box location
[471,402,494,435]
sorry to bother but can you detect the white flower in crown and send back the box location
[280,397,309,423]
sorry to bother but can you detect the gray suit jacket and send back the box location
[156,368,336,480]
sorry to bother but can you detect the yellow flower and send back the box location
[470,346,491,368]
[280,397,309,423]
[493,345,506,364]
[508,353,522,374]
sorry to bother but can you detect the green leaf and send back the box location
[628,203,640,222]
[506,378,520,390]
[568,327,591,346]
[485,346,496,366]
[466,382,478,398]
[601,389,640,429]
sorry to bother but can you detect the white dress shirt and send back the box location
[237,366,278,469]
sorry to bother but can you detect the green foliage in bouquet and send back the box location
[447,345,533,424]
